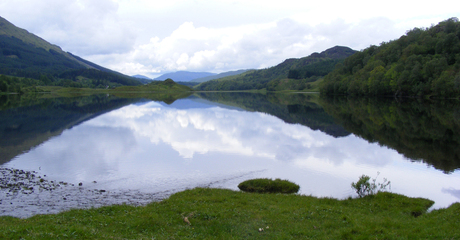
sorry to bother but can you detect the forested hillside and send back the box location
[320,18,460,98]
[195,46,356,91]
[0,16,142,92]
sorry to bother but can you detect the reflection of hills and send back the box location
[0,94,140,164]
[320,96,460,173]
[195,92,350,138]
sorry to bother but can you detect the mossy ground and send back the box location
[0,188,458,239]
[238,178,300,194]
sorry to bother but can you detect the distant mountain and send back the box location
[132,74,151,80]
[191,69,252,83]
[0,16,142,87]
[154,71,216,82]
[195,46,357,91]
[131,74,152,84]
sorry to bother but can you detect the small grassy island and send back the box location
[0,188,459,239]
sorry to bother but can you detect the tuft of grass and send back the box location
[238,178,300,194]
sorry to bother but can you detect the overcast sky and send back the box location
[0,0,458,78]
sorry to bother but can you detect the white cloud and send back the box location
[0,0,458,76]
[101,17,406,76]
[0,0,136,55]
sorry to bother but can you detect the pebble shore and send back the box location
[0,168,167,218]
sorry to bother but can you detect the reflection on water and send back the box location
[320,96,460,173]
[0,94,140,164]
[1,93,460,214]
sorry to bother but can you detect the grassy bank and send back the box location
[0,188,458,239]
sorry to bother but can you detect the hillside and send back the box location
[320,18,460,98]
[190,69,251,82]
[154,71,216,82]
[0,16,142,91]
[195,46,357,91]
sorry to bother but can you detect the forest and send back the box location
[320,18,460,98]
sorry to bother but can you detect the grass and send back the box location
[0,188,458,239]
[238,178,300,194]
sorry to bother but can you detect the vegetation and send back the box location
[0,74,189,95]
[1,187,458,239]
[351,173,391,198]
[0,16,142,89]
[320,18,460,98]
[319,96,460,172]
[238,178,300,194]
[114,78,193,92]
[195,46,356,91]
[191,69,251,83]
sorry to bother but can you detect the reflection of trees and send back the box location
[320,96,460,173]
[195,92,349,138]
[0,94,140,164]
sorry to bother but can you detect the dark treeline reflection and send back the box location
[195,92,350,138]
[0,94,141,164]
[320,96,460,173]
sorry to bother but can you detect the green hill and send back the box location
[114,78,192,92]
[0,16,142,91]
[190,69,251,82]
[320,18,460,98]
[195,46,357,91]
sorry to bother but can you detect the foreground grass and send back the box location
[1,188,459,239]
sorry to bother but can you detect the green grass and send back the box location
[0,188,458,239]
[238,178,300,194]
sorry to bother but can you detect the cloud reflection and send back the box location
[88,101,398,168]
[5,99,459,209]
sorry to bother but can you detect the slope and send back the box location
[190,69,251,83]
[195,46,357,91]
[0,16,142,88]
[320,17,460,98]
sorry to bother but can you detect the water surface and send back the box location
[1,93,459,217]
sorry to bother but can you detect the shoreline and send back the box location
[0,167,168,218]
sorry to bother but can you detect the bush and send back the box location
[351,172,391,198]
[238,178,300,194]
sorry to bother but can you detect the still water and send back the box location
[1,93,459,217]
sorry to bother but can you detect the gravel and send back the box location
[0,168,169,218]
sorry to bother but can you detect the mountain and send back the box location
[190,69,252,83]
[195,46,357,91]
[154,71,216,82]
[320,18,460,98]
[0,16,142,88]
[132,74,151,80]
[131,74,152,84]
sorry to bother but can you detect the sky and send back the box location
[0,0,458,78]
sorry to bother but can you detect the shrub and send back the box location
[238,178,300,194]
[351,172,391,198]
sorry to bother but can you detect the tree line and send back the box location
[320,18,460,98]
